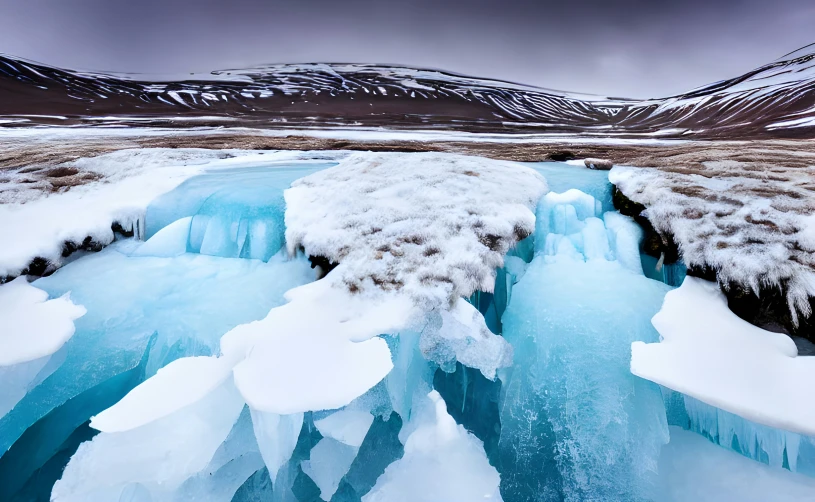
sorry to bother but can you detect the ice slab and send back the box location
[230,278,409,414]
[658,427,815,502]
[529,161,614,213]
[0,277,85,366]
[90,355,234,433]
[631,276,815,436]
[52,379,245,502]
[314,409,374,448]
[363,391,502,502]
[301,437,359,500]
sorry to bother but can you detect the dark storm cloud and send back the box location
[0,0,813,97]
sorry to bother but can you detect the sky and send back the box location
[0,0,813,98]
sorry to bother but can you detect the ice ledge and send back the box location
[631,276,815,436]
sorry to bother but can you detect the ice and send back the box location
[90,355,234,433]
[0,277,86,366]
[0,245,313,502]
[229,278,410,415]
[418,298,512,380]
[658,427,815,502]
[631,276,815,436]
[301,437,359,500]
[131,216,191,257]
[250,410,303,481]
[145,163,334,260]
[314,409,374,448]
[660,389,815,474]
[499,189,671,501]
[362,391,502,502]
[51,378,245,502]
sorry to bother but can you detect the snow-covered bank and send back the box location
[610,162,815,325]
[0,148,341,278]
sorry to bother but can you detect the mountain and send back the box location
[1,47,814,139]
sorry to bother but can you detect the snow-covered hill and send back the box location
[2,46,815,138]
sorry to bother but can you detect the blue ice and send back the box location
[0,162,328,500]
[145,162,335,260]
[498,188,672,501]
[662,388,815,477]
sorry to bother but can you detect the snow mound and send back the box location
[362,391,502,502]
[285,151,547,306]
[610,163,815,323]
[0,277,85,366]
[631,276,815,436]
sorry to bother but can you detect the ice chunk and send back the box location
[362,391,502,502]
[0,277,86,366]
[90,355,234,433]
[631,276,815,436]
[229,277,414,414]
[52,378,245,502]
[250,410,303,481]
[658,427,815,502]
[301,437,359,500]
[130,216,191,257]
[419,298,512,380]
[314,409,374,448]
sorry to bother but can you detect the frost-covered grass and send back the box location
[285,151,547,306]
[610,161,815,322]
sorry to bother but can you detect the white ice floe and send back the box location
[0,277,85,366]
[363,391,502,502]
[631,276,815,436]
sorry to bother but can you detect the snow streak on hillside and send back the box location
[3,45,815,138]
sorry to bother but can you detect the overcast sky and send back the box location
[1,0,813,98]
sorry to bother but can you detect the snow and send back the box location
[631,276,815,436]
[610,163,815,322]
[362,391,502,502]
[658,427,815,502]
[0,277,86,366]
